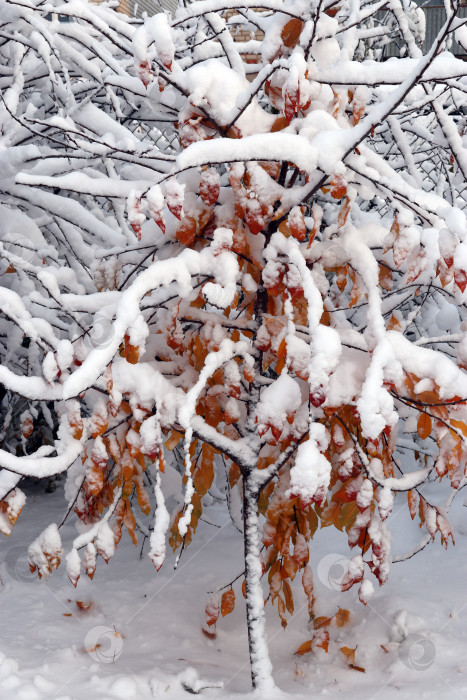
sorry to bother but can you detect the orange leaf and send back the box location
[302,564,314,599]
[314,628,329,652]
[413,389,438,404]
[454,268,467,293]
[419,496,426,526]
[21,415,34,439]
[124,334,140,365]
[199,169,220,206]
[164,430,182,451]
[417,413,432,440]
[330,173,347,200]
[337,196,351,227]
[335,608,351,627]
[352,100,365,126]
[192,335,208,371]
[283,579,294,615]
[294,639,314,656]
[288,207,307,242]
[0,489,25,535]
[229,462,241,488]
[387,314,403,331]
[85,465,104,497]
[281,18,304,48]
[278,594,288,629]
[319,502,341,528]
[70,413,83,441]
[314,616,332,630]
[450,418,467,438]
[176,216,197,246]
[221,589,235,617]
[271,116,289,133]
[268,560,282,600]
[244,203,264,235]
[123,504,138,545]
[407,489,418,520]
[281,552,299,581]
[379,263,393,291]
[277,337,287,359]
[90,405,108,439]
[336,266,347,292]
[135,479,151,516]
[189,439,198,459]
[340,646,356,665]
[193,443,215,496]
[205,394,222,428]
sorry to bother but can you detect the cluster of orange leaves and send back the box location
[294,608,365,672]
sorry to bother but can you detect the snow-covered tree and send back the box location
[2,0,467,690]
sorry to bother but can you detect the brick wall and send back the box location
[224,8,263,66]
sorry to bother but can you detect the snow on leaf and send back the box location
[66,548,81,588]
[221,589,235,617]
[341,554,364,592]
[83,543,97,580]
[200,168,220,206]
[288,438,331,508]
[358,578,374,606]
[205,594,220,627]
[95,521,116,564]
[147,185,166,233]
[165,179,185,220]
[28,524,63,580]
[407,490,418,520]
[0,488,26,536]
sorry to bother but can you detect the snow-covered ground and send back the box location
[1,482,466,700]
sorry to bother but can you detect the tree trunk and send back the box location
[243,478,275,692]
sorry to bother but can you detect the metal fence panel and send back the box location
[129,0,178,18]
[425,6,467,54]
[378,6,467,57]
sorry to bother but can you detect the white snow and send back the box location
[287,437,331,506]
